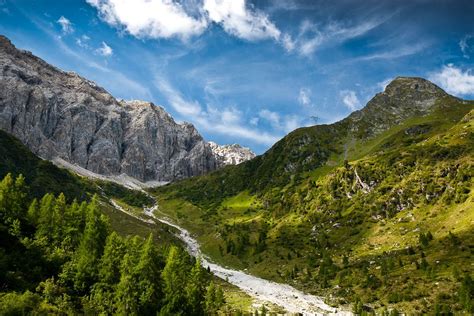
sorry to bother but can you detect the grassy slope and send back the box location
[152,98,474,313]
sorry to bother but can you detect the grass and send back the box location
[152,102,474,313]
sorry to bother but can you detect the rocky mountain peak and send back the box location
[345,77,453,138]
[383,76,447,99]
[208,141,256,167]
[0,35,218,183]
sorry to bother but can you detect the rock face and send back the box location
[208,141,256,167]
[345,77,451,138]
[0,35,218,182]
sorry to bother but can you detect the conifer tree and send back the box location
[115,254,139,315]
[0,174,27,225]
[52,193,67,245]
[27,198,39,225]
[185,258,207,315]
[36,193,55,241]
[72,196,109,292]
[204,281,224,315]
[136,234,161,314]
[98,232,126,285]
[204,281,217,315]
[161,246,188,315]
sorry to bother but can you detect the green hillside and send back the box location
[152,78,474,313]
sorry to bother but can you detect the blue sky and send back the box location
[1,0,473,153]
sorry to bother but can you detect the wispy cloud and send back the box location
[75,34,91,48]
[429,64,474,96]
[155,78,280,145]
[376,78,393,91]
[96,41,113,56]
[298,87,313,107]
[340,90,361,111]
[459,35,473,59]
[285,18,387,56]
[354,42,428,61]
[155,78,202,116]
[258,109,310,133]
[57,16,74,34]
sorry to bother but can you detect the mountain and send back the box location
[208,141,256,167]
[0,35,218,183]
[153,77,474,313]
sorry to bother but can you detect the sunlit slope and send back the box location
[152,78,474,313]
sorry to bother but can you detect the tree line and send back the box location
[0,173,224,315]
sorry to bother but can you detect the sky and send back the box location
[1,0,473,154]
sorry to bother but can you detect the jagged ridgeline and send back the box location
[0,35,218,183]
[154,78,474,313]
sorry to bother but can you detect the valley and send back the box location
[0,28,473,315]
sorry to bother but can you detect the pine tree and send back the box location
[99,232,126,285]
[136,234,161,315]
[62,200,81,250]
[204,281,217,315]
[215,285,225,311]
[115,254,139,316]
[185,258,207,315]
[36,193,55,241]
[27,198,39,225]
[204,281,225,315]
[72,196,109,292]
[0,174,27,225]
[52,193,67,246]
[160,246,188,315]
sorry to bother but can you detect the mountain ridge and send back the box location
[0,35,221,182]
[152,77,474,313]
[208,141,256,167]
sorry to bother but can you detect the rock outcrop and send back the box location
[0,35,218,182]
[208,141,256,167]
[345,77,452,138]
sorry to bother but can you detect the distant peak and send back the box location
[384,76,447,96]
[208,141,255,166]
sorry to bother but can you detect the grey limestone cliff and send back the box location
[0,35,217,182]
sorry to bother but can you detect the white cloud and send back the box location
[298,87,313,107]
[76,34,91,48]
[259,109,280,129]
[86,0,207,40]
[355,42,427,61]
[429,64,474,96]
[155,78,202,116]
[340,90,361,111]
[377,78,393,91]
[96,41,113,56]
[203,0,280,41]
[57,16,74,34]
[86,0,281,42]
[459,35,473,59]
[154,78,280,145]
[258,109,308,133]
[249,117,259,126]
[289,18,384,56]
[281,33,295,51]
